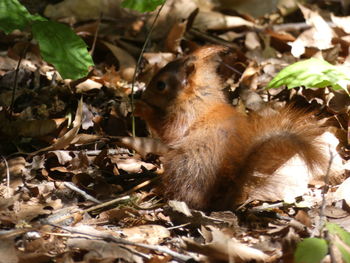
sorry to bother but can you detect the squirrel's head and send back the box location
[141,45,228,112]
[141,56,195,111]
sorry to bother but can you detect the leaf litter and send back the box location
[1,0,350,262]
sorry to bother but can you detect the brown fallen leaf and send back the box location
[30,98,83,155]
[0,112,66,138]
[184,226,270,262]
[290,4,335,57]
[100,41,136,82]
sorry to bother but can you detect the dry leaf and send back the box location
[184,227,269,262]
[31,98,84,154]
[67,237,142,263]
[100,41,136,82]
[122,225,170,245]
[0,113,66,138]
[334,177,350,206]
[331,14,350,34]
[194,11,255,31]
[75,79,103,93]
[290,5,335,57]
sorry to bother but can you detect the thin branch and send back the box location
[50,224,195,262]
[311,147,334,238]
[64,182,101,204]
[83,179,153,213]
[10,43,29,117]
[90,12,102,57]
[130,1,167,137]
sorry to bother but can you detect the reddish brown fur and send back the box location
[136,46,326,210]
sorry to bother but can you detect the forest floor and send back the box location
[1,0,350,262]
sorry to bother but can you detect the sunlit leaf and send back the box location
[326,223,350,246]
[268,58,350,93]
[0,0,45,33]
[294,238,328,263]
[326,223,350,263]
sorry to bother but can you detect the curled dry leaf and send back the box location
[194,11,255,31]
[109,154,157,174]
[75,79,103,93]
[71,133,102,145]
[184,227,269,262]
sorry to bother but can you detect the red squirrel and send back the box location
[135,46,331,211]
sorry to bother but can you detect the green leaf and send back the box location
[326,223,350,246]
[267,58,350,93]
[295,238,328,263]
[326,223,350,263]
[0,0,46,33]
[32,21,94,80]
[121,0,165,12]
[338,246,350,263]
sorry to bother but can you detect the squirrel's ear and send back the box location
[183,56,195,77]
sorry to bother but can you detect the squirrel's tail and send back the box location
[231,107,340,204]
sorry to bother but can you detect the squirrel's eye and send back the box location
[156,81,166,91]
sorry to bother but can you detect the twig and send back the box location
[10,43,29,117]
[90,12,102,57]
[41,178,154,225]
[318,148,337,263]
[83,179,153,213]
[83,195,131,213]
[50,224,195,262]
[63,182,101,204]
[319,148,334,232]
[188,28,239,49]
[271,22,335,32]
[130,1,167,137]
